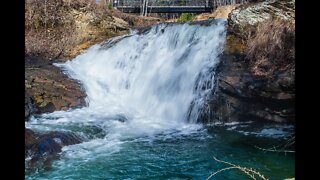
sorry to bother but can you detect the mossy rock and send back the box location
[33,94,44,105]
[38,101,56,113]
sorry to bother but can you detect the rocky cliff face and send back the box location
[201,0,295,123]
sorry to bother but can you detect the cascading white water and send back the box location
[27,20,226,140]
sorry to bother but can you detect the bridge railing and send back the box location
[113,0,248,14]
[114,0,210,8]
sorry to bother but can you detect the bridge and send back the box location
[113,0,214,14]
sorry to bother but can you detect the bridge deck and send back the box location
[117,6,212,13]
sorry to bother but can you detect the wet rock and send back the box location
[136,26,153,35]
[25,128,82,159]
[205,72,295,123]
[100,35,132,50]
[25,92,38,121]
[25,128,37,148]
[38,102,56,114]
[113,114,128,122]
[25,128,83,172]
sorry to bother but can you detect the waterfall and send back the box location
[27,20,226,139]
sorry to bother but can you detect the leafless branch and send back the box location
[207,156,268,180]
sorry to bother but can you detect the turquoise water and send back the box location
[26,122,294,179]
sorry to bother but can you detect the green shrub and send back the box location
[108,3,112,10]
[177,13,194,22]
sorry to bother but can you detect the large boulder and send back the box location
[228,0,295,39]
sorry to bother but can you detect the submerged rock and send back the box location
[25,128,82,172]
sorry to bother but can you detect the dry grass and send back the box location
[245,18,295,76]
[25,0,111,60]
[25,26,77,60]
[25,0,160,60]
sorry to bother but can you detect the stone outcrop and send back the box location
[25,56,86,120]
[206,53,294,123]
[200,0,295,123]
[228,0,295,39]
